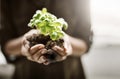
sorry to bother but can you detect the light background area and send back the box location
[0,46,7,65]
[82,0,120,79]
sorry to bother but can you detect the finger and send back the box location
[52,46,67,56]
[24,40,30,50]
[43,61,50,65]
[32,49,43,61]
[22,37,30,50]
[30,44,45,54]
[21,45,30,57]
[41,49,48,54]
[32,48,47,61]
[63,40,72,55]
[38,56,46,64]
[25,29,39,38]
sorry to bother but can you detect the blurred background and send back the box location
[0,0,120,79]
[82,0,120,79]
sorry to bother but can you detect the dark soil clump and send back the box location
[26,34,64,62]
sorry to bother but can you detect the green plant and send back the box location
[28,8,68,40]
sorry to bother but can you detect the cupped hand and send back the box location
[21,30,72,65]
[21,29,48,64]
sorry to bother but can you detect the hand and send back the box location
[42,33,72,64]
[51,33,73,62]
[21,30,72,65]
[21,29,48,64]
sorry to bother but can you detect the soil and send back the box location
[26,34,64,62]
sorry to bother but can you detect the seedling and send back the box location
[27,8,68,62]
[28,8,68,40]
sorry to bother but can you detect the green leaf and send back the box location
[57,32,64,38]
[49,22,61,27]
[42,8,47,13]
[40,27,47,35]
[63,23,68,30]
[50,32,58,40]
[37,21,46,27]
[28,8,68,40]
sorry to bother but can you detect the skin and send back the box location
[5,29,87,65]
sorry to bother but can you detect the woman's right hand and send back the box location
[21,29,48,64]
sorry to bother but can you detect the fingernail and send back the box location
[39,46,44,49]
